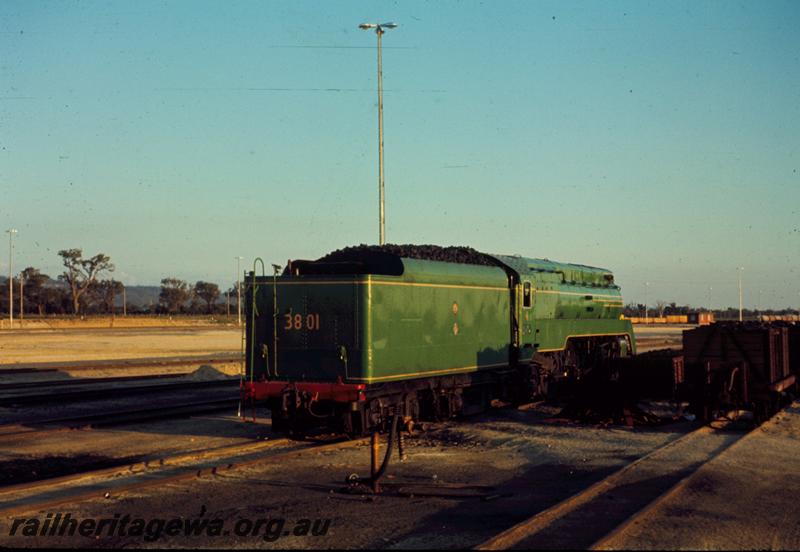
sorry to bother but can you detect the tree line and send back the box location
[0,249,238,316]
[623,302,799,319]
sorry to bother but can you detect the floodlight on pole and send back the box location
[359,21,398,245]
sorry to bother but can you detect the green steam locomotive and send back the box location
[242,245,634,435]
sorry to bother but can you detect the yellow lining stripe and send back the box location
[536,332,633,352]
[351,362,509,382]
[261,279,623,297]
[536,290,622,299]
[267,279,507,292]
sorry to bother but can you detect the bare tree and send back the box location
[194,281,220,314]
[159,278,191,314]
[90,279,124,314]
[58,249,114,314]
[20,267,51,315]
[656,300,667,318]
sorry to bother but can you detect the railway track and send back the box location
[0,397,240,439]
[588,413,782,550]
[475,421,750,550]
[0,372,197,391]
[0,378,238,407]
[0,435,366,518]
[0,353,241,375]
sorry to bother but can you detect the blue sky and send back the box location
[1,0,798,308]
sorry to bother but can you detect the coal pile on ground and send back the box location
[316,244,497,267]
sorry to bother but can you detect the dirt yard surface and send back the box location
[0,327,241,366]
[632,324,688,352]
[0,406,701,549]
[597,402,800,550]
[0,317,232,331]
[0,412,272,487]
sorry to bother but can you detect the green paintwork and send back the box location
[489,254,633,359]
[245,252,635,385]
[362,259,511,382]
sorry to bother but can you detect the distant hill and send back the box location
[119,285,160,308]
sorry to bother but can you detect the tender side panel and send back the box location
[356,260,512,383]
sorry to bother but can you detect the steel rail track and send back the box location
[0,436,367,518]
[0,437,289,497]
[0,354,241,375]
[588,415,776,550]
[0,378,239,407]
[475,422,749,550]
[0,373,190,391]
[0,397,240,439]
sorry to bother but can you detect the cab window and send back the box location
[523,282,532,308]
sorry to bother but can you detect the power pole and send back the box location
[6,229,17,328]
[236,256,243,326]
[738,267,744,322]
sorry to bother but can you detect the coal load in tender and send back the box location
[316,244,497,267]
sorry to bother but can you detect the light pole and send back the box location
[708,285,713,311]
[19,272,24,323]
[359,21,398,245]
[758,289,763,317]
[235,256,244,326]
[737,267,744,322]
[6,229,17,328]
[644,281,649,323]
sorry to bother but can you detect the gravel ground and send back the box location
[0,406,694,549]
[598,402,800,550]
[0,413,270,487]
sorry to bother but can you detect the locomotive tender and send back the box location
[242,245,635,435]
